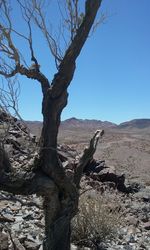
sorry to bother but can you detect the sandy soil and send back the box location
[58,128,150,186]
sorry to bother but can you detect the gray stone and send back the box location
[11,222,22,232]
[13,238,26,250]
[71,245,77,250]
[24,240,41,250]
[0,213,15,222]
[0,231,8,250]
[143,221,150,230]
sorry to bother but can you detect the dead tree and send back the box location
[0,1,104,249]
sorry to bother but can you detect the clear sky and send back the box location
[4,0,150,124]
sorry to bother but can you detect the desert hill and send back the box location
[25,117,150,185]
[118,118,150,130]
[61,117,117,129]
[26,117,150,137]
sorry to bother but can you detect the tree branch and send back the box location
[74,129,104,188]
[50,0,102,98]
[0,65,50,95]
[19,65,50,95]
[0,24,20,65]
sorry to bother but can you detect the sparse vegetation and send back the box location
[71,192,123,248]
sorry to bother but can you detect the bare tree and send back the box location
[0,0,104,249]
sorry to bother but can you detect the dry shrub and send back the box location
[71,192,123,248]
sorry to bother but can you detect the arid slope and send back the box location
[27,118,150,185]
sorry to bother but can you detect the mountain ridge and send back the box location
[25,117,150,136]
[61,117,117,128]
[118,118,150,129]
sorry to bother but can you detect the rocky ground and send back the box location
[102,187,150,250]
[0,184,150,249]
[0,113,150,249]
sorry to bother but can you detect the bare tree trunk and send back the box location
[44,226,71,250]
[39,1,103,247]
[44,213,71,250]
[43,196,75,250]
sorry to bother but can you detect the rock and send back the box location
[84,159,105,173]
[140,243,147,249]
[15,215,24,222]
[71,245,77,250]
[9,130,22,138]
[126,216,139,227]
[0,200,9,209]
[71,245,90,250]
[0,231,8,250]
[141,214,149,223]
[0,110,11,122]
[91,166,127,192]
[19,156,26,162]
[13,238,26,250]
[143,221,150,230]
[23,213,34,220]
[9,202,21,212]
[18,234,27,243]
[0,213,15,222]
[11,222,22,233]
[58,145,77,162]
[143,195,150,202]
[126,182,142,193]
[134,187,150,199]
[122,245,133,250]
[24,240,41,250]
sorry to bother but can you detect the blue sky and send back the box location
[5,0,150,124]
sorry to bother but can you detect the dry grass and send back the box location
[71,192,123,248]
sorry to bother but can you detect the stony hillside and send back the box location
[0,113,150,249]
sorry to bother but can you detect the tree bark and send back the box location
[43,196,72,250]
[44,219,71,250]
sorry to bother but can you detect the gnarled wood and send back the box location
[40,0,102,186]
[74,130,104,187]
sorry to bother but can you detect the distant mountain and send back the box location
[26,118,150,136]
[118,119,150,129]
[26,118,117,136]
[61,117,117,129]
[25,121,42,136]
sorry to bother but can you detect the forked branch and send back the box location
[74,129,104,187]
[50,0,102,98]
